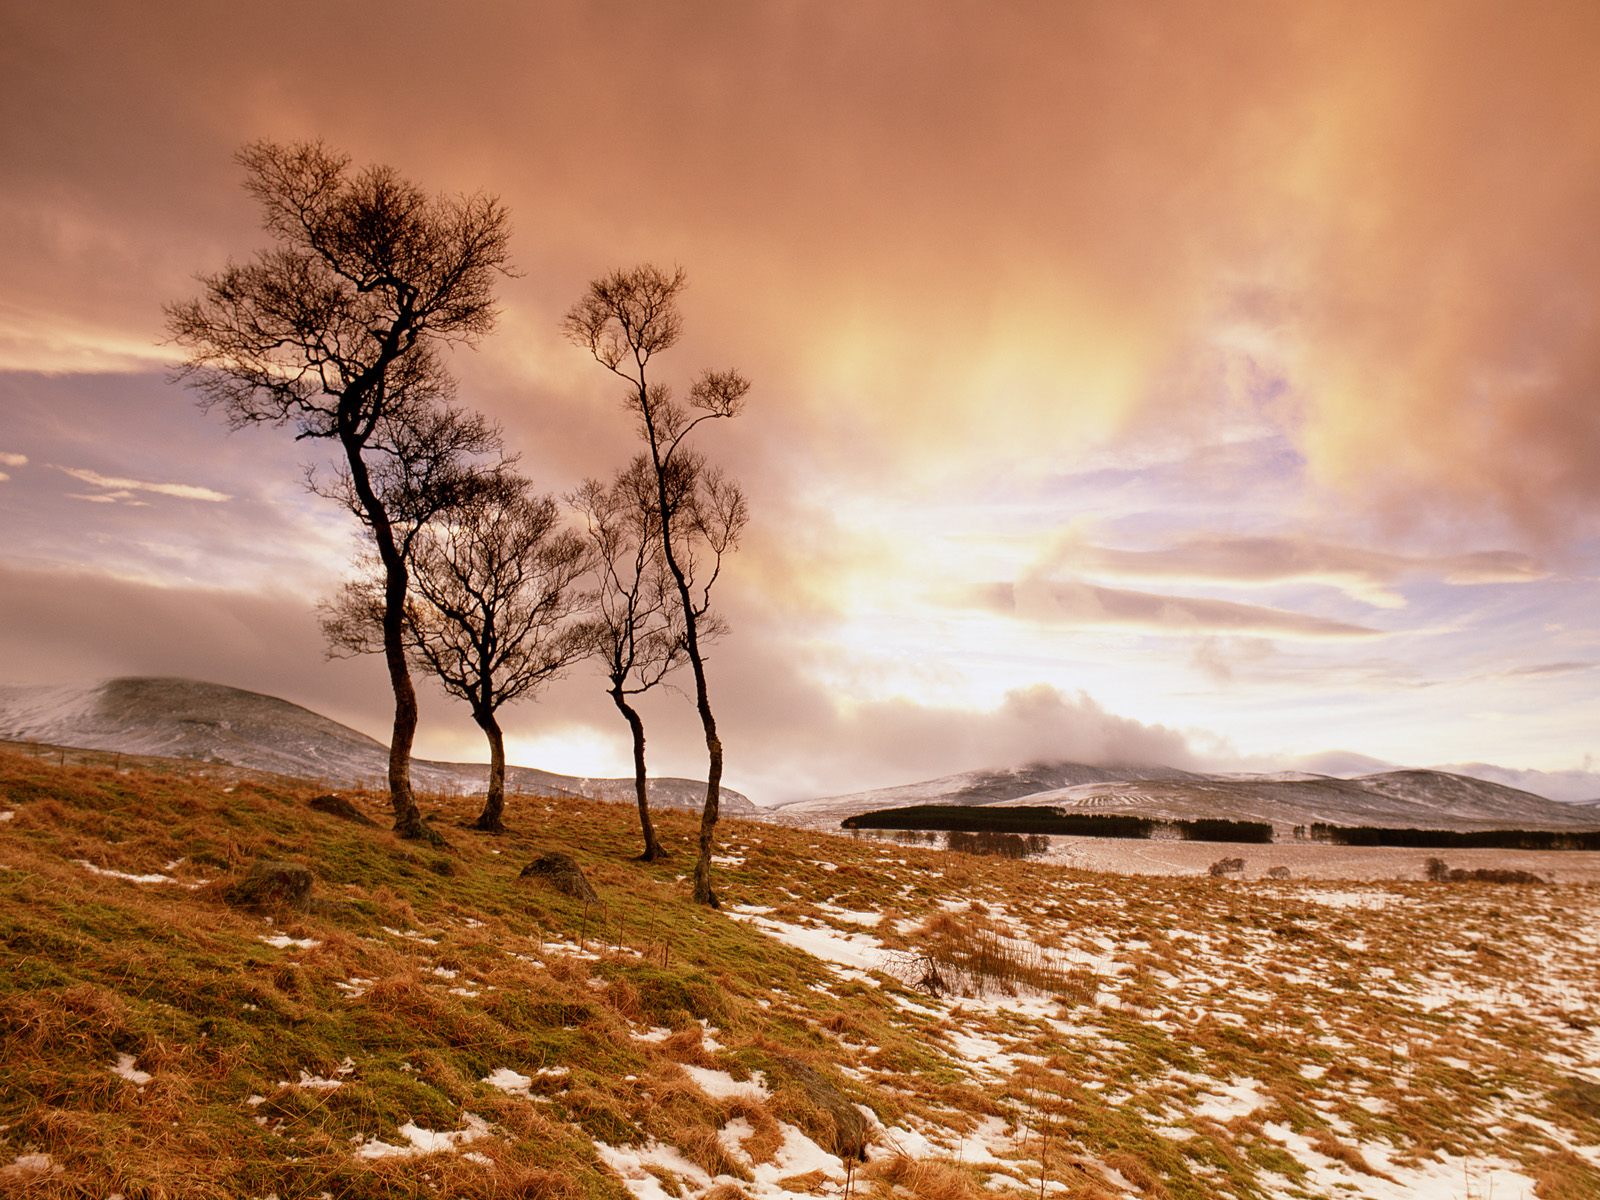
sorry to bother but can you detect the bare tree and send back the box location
[563,266,749,904]
[411,477,593,833]
[572,456,708,861]
[167,140,512,841]
[325,475,591,834]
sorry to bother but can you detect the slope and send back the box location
[1,744,1597,1199]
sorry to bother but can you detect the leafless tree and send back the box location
[167,140,512,842]
[411,477,593,833]
[563,266,749,904]
[572,457,712,861]
[324,475,591,834]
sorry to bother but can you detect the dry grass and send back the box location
[2,743,1598,1200]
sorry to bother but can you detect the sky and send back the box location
[2,2,1598,805]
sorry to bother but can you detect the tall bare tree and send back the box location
[168,140,512,841]
[572,456,715,861]
[563,267,749,904]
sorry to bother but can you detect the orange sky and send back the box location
[2,2,1598,800]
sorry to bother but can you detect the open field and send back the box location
[853,832,1600,885]
[3,744,1599,1199]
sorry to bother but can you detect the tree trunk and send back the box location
[641,392,722,906]
[680,607,721,907]
[612,689,661,861]
[472,709,507,833]
[380,557,431,839]
[342,424,435,844]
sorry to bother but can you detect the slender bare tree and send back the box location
[563,267,749,904]
[168,140,512,841]
[572,456,711,861]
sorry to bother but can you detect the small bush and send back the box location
[1425,857,1546,884]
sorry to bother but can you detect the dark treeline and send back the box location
[943,830,1052,859]
[1313,824,1600,851]
[842,805,1274,844]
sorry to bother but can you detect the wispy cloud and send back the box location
[973,579,1383,640]
[65,490,149,507]
[53,466,230,503]
[0,451,26,468]
[1040,533,1546,608]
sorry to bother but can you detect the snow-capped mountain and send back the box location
[0,677,755,813]
[778,761,1600,833]
[771,761,1203,828]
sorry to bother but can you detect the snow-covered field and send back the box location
[1016,833,1600,882]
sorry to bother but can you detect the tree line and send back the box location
[167,141,745,906]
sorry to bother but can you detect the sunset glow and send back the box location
[2,2,1597,803]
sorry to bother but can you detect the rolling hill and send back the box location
[0,677,756,814]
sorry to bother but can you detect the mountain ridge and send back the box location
[781,760,1600,834]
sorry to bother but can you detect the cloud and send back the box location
[1,4,1597,790]
[973,579,1382,640]
[66,491,145,506]
[0,452,26,467]
[3,5,1599,538]
[1042,533,1547,608]
[0,560,1204,806]
[1495,660,1595,680]
[1438,762,1600,804]
[54,466,230,503]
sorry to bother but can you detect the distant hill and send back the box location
[1292,750,1600,805]
[772,761,1203,828]
[778,760,1600,834]
[0,677,755,814]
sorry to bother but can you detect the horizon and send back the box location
[2,3,1598,805]
[3,672,1597,808]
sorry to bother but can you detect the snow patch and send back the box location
[110,1053,151,1086]
[259,933,321,951]
[483,1067,532,1095]
[355,1113,490,1159]
[682,1065,769,1099]
[75,859,172,885]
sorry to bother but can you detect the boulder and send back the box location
[770,1055,873,1161]
[308,793,377,827]
[223,858,314,911]
[518,852,599,903]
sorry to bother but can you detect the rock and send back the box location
[1266,865,1291,879]
[223,858,314,911]
[770,1055,872,1161]
[1207,856,1246,877]
[518,852,598,903]
[308,793,377,827]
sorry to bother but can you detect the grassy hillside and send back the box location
[2,745,1598,1199]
